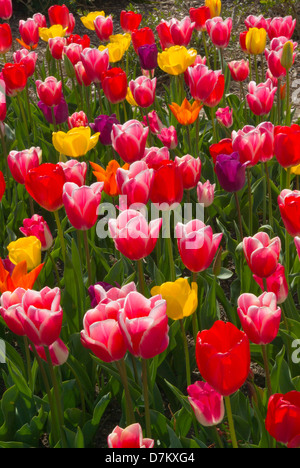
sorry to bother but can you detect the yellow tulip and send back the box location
[151,278,198,321]
[8,237,42,272]
[126,87,138,107]
[205,0,222,18]
[99,42,126,63]
[246,28,267,55]
[81,11,105,31]
[39,25,67,42]
[52,127,100,158]
[109,33,131,52]
[281,41,294,70]
[291,165,300,175]
[158,46,197,76]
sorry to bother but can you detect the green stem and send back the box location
[224,396,238,448]
[180,319,191,387]
[83,230,92,287]
[264,162,273,229]
[254,55,259,83]
[54,210,66,263]
[142,358,151,438]
[137,259,147,296]
[16,92,29,142]
[25,83,32,129]
[211,107,217,144]
[166,235,176,282]
[234,192,243,241]
[51,106,58,132]
[277,79,281,125]
[202,31,211,68]
[286,69,290,126]
[23,336,33,391]
[261,162,267,225]
[66,361,86,424]
[261,344,272,400]
[285,168,291,274]
[116,359,135,425]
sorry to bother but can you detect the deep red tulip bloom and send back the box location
[0,23,12,54]
[265,391,300,448]
[67,34,90,50]
[209,138,233,165]
[274,124,300,168]
[0,170,5,202]
[0,0,12,20]
[239,31,248,53]
[189,7,211,32]
[196,320,251,396]
[101,67,127,104]
[278,189,300,237]
[25,163,66,212]
[150,160,184,210]
[120,10,142,33]
[1,62,27,96]
[203,73,225,107]
[131,27,156,54]
[48,3,70,29]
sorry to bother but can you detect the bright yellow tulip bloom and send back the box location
[205,0,222,18]
[52,127,100,158]
[291,165,300,175]
[126,87,138,107]
[39,25,67,42]
[8,236,42,272]
[158,46,197,76]
[151,278,198,321]
[109,33,132,52]
[81,11,105,30]
[246,28,267,55]
[99,42,126,63]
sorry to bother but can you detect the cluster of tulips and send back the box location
[0,0,299,449]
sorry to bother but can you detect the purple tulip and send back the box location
[38,97,69,125]
[90,114,119,146]
[88,281,120,307]
[215,152,246,192]
[138,43,158,71]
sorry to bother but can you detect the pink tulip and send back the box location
[187,63,221,102]
[111,120,149,164]
[256,121,275,162]
[58,159,87,186]
[19,18,39,48]
[108,423,154,448]
[129,76,157,108]
[109,209,162,261]
[184,54,207,85]
[232,125,262,166]
[32,13,47,28]
[216,106,233,128]
[0,0,12,20]
[81,300,127,363]
[197,180,215,207]
[157,126,178,150]
[67,111,88,129]
[94,15,113,42]
[118,291,169,359]
[268,16,296,41]
[143,146,170,168]
[295,237,300,260]
[62,182,104,231]
[90,282,137,307]
[156,17,195,49]
[31,338,69,366]
[80,48,109,84]
[20,214,53,251]
[63,42,82,65]
[247,79,277,116]
[243,232,281,278]
[265,38,297,79]
[15,287,63,347]
[238,292,281,345]
[187,381,225,426]
[253,263,289,304]
[74,61,92,87]
[174,154,201,190]
[66,13,75,37]
[245,15,270,31]
[228,59,250,82]
[0,83,6,122]
[0,287,27,336]
[205,17,233,49]
[13,49,38,78]
[175,219,222,273]
[49,37,67,61]
[116,161,154,209]
[8,147,41,184]
[142,110,164,134]
[36,76,62,108]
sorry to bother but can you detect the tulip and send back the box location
[187,63,222,102]
[150,160,183,210]
[20,214,53,251]
[215,152,246,192]
[216,106,233,127]
[0,257,43,294]
[169,98,202,126]
[58,159,87,187]
[7,147,41,185]
[101,67,127,104]
[67,33,90,49]
[138,43,158,71]
[158,45,197,76]
[38,97,69,125]
[7,236,42,272]
[151,278,198,320]
[90,114,119,146]
[278,189,300,237]
[80,11,105,31]
[25,163,66,212]
[143,146,170,168]
[36,76,62,108]
[120,10,142,33]
[88,281,136,308]
[274,124,300,168]
[32,338,69,366]
[0,23,12,54]
[228,59,250,82]
[268,16,296,41]
[175,219,223,273]
[295,237,300,260]
[118,291,169,359]
[32,13,47,28]
[157,17,195,49]
[265,48,287,79]
[129,76,156,108]
[206,17,232,49]
[52,126,100,158]
[209,137,233,164]
[116,161,154,209]
[246,28,267,55]
[63,42,82,65]
[256,121,275,162]
[108,423,154,449]
[205,0,221,18]
[48,3,70,29]
[197,180,215,207]
[18,18,39,49]
[243,232,281,278]
[74,61,92,87]
[108,209,162,261]
[110,33,131,52]
[90,160,127,198]
[174,154,201,190]
[13,49,38,78]
[156,20,176,50]
[157,126,178,150]
[245,15,270,31]
[131,27,156,54]
[187,381,225,427]
[111,120,149,164]
[99,42,126,64]
[265,391,300,448]
[253,263,288,304]
[39,25,67,42]
[68,111,88,129]
[196,320,251,396]
[15,287,63,347]
[0,287,27,335]
[1,62,27,96]
[189,7,211,32]
[142,111,164,135]
[247,79,277,116]
[62,182,103,231]
[0,0,12,20]
[94,14,113,42]
[80,47,109,84]
[232,126,262,166]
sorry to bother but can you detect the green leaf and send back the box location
[82,393,111,447]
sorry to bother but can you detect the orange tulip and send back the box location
[0,259,44,294]
[90,160,129,197]
[169,98,203,125]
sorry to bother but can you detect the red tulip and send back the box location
[196,320,251,396]
[67,34,90,50]
[228,60,249,82]
[150,160,183,210]
[25,163,66,212]
[278,189,300,237]
[1,62,27,96]
[274,124,300,168]
[189,7,211,32]
[101,67,127,104]
[0,170,5,202]
[18,18,39,49]
[239,31,248,53]
[206,17,232,49]
[94,15,113,42]
[48,3,70,29]
[131,27,156,54]
[120,10,142,33]
[0,0,12,20]
[265,391,300,448]
[0,23,12,54]
[209,138,233,165]
[243,232,281,278]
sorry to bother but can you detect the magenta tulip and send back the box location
[20,214,53,251]
[205,16,233,49]
[58,159,87,186]
[129,76,157,108]
[111,120,149,164]
[232,125,262,167]
[116,161,154,209]
[197,180,215,207]
[243,232,281,278]
[108,423,154,448]
[247,79,277,116]
[80,48,109,84]
[174,154,201,190]
[8,147,41,185]
[253,263,289,304]
[187,381,225,427]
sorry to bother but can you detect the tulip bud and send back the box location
[280,41,294,70]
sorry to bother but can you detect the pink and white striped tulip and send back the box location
[142,110,164,134]
[187,381,225,426]
[143,146,170,168]
[67,111,89,129]
[116,161,154,209]
[13,49,38,77]
[90,282,137,307]
[256,121,275,162]
[129,76,157,108]
[232,125,262,167]
[216,106,233,128]
[94,15,113,42]
[58,159,87,186]
[108,423,154,448]
[245,15,270,31]
[32,338,69,366]
[197,180,215,207]
[228,59,250,82]
[35,76,62,108]
[63,42,83,65]
[243,232,281,278]
[80,47,109,84]
[8,147,41,185]
[247,79,277,116]
[19,18,39,48]
[187,63,221,102]
[62,182,104,230]
[32,13,47,28]
[268,16,296,41]
[49,37,67,60]
[205,16,233,49]
[0,287,27,336]
[111,120,149,164]
[157,126,178,150]
[253,263,289,304]
[175,154,201,190]
[20,214,53,251]
[169,16,195,47]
